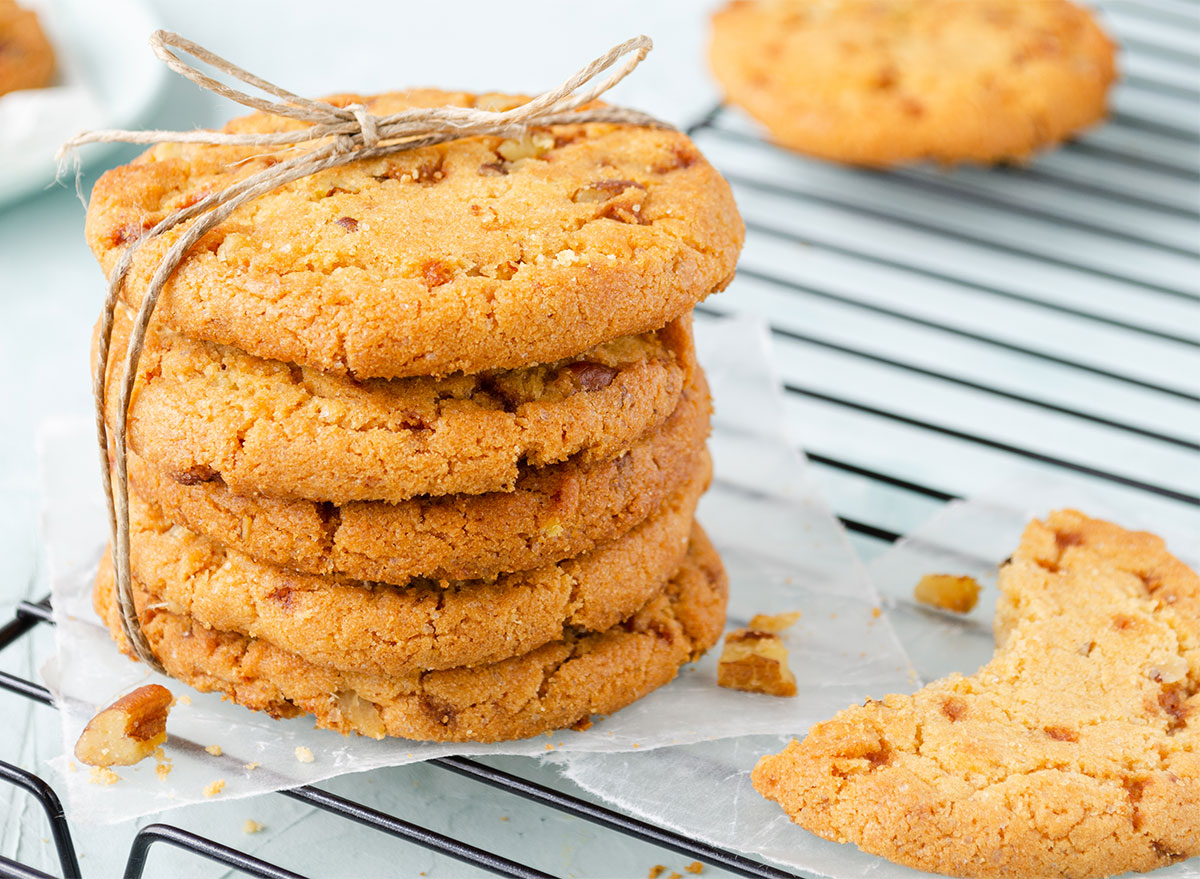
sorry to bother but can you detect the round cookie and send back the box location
[709,0,1116,166]
[96,526,728,742]
[84,89,744,379]
[127,370,711,582]
[0,1,54,97]
[104,307,694,504]
[123,454,708,677]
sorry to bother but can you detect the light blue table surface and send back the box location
[2,0,1198,876]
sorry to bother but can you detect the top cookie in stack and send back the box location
[85,90,744,742]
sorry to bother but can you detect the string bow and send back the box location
[63,30,669,672]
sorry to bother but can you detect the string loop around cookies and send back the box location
[64,29,672,672]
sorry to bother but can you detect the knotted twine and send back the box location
[62,30,672,673]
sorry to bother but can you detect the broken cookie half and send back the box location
[753,510,1199,879]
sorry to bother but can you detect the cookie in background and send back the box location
[709,0,1117,167]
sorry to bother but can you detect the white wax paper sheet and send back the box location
[41,313,916,824]
[556,475,1200,878]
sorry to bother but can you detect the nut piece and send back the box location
[717,630,797,697]
[74,684,173,767]
[747,611,801,634]
[914,574,981,614]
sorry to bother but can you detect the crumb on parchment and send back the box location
[205,744,222,756]
[243,819,264,834]
[88,766,119,786]
[914,573,981,613]
[294,746,314,764]
[203,780,225,798]
[717,629,797,697]
[747,611,800,633]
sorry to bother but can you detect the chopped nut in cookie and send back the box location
[74,684,173,767]
[914,574,981,613]
[718,629,797,697]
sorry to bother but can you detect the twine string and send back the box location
[66,30,670,672]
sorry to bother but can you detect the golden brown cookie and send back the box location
[122,453,708,677]
[104,307,694,504]
[127,370,711,582]
[710,0,1116,166]
[84,89,744,379]
[0,1,54,97]
[96,526,728,742]
[753,510,1200,878]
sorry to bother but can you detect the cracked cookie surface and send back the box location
[84,89,743,378]
[122,454,708,677]
[96,525,728,742]
[710,0,1116,166]
[127,370,711,582]
[104,308,694,504]
[753,510,1200,878]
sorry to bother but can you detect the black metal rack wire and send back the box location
[2,1,1198,875]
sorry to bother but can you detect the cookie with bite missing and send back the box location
[710,0,1116,166]
[753,510,1200,878]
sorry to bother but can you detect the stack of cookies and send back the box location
[84,90,744,742]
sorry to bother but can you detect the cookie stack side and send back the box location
[87,90,744,742]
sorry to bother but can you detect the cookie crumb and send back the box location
[67,762,78,773]
[203,780,225,798]
[155,762,172,781]
[75,684,172,767]
[205,744,223,756]
[871,606,882,618]
[243,819,264,834]
[747,611,800,633]
[718,629,797,697]
[244,762,259,771]
[177,695,192,706]
[294,746,315,764]
[649,867,666,879]
[88,766,119,786]
[914,574,981,613]
[685,863,703,874]
[669,873,683,879]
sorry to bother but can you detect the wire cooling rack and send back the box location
[2,1,1198,875]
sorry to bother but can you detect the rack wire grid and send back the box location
[2,1,1198,876]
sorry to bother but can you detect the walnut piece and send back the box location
[74,684,172,767]
[717,629,797,697]
[914,574,981,613]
